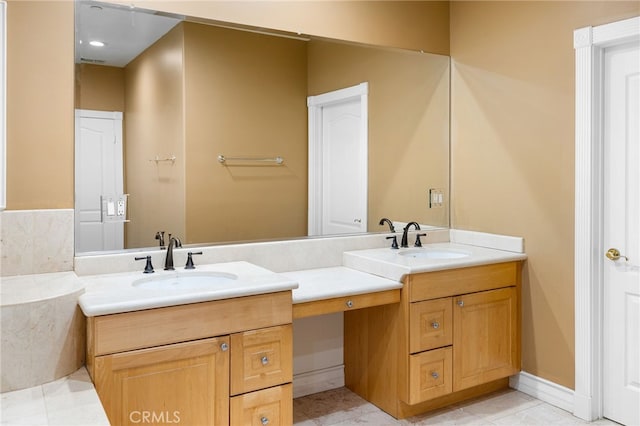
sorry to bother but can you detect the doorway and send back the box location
[74,109,124,253]
[574,16,640,424]
[307,83,368,236]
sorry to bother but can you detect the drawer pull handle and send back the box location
[261,416,270,425]
[431,371,439,379]
[220,342,229,352]
[261,356,269,366]
[346,300,354,308]
[457,300,464,307]
[431,321,440,329]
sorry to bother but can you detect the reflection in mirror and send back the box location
[74,1,450,254]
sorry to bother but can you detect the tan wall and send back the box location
[75,64,125,112]
[107,1,450,55]
[124,24,186,248]
[450,1,640,389]
[307,41,450,229]
[6,1,74,209]
[183,23,308,244]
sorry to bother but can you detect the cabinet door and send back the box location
[230,384,293,426]
[231,324,293,395]
[453,287,519,391]
[95,336,230,426]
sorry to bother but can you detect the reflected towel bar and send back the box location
[217,154,284,165]
[149,155,176,164]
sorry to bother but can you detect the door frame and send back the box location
[573,15,640,422]
[307,82,368,236]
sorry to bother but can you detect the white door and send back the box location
[308,83,368,236]
[74,109,124,253]
[602,40,640,426]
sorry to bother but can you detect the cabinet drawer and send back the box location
[230,384,292,426]
[90,291,292,356]
[231,324,293,395]
[407,346,452,404]
[409,262,518,302]
[410,297,452,353]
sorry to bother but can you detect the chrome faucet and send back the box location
[401,222,421,248]
[164,235,182,270]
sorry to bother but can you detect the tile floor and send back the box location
[1,369,621,426]
[294,387,620,426]
[0,368,109,426]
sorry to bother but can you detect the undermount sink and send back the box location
[132,271,238,290]
[399,248,471,259]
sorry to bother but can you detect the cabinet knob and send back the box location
[260,416,270,425]
[457,300,464,307]
[431,371,439,379]
[431,321,440,329]
[220,342,229,352]
[346,300,354,308]
[261,356,269,366]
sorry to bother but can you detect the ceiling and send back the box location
[75,1,183,67]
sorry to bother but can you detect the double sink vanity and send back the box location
[77,234,526,425]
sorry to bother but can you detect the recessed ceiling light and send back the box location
[89,40,105,47]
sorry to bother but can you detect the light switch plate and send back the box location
[429,188,444,208]
[101,194,129,222]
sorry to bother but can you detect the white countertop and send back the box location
[76,242,527,317]
[343,242,527,281]
[283,266,402,304]
[78,261,298,317]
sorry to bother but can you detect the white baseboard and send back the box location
[510,371,574,413]
[293,365,345,399]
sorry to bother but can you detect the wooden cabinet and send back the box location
[345,262,521,419]
[86,292,293,426]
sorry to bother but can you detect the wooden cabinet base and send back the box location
[88,292,294,425]
[344,262,521,420]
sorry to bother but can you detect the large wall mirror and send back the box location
[74,1,450,255]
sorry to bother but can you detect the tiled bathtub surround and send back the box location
[0,209,74,276]
[0,272,85,393]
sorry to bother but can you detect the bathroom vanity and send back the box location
[86,293,293,425]
[78,239,526,424]
[80,262,298,425]
[343,259,522,419]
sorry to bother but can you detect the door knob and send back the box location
[605,248,628,261]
